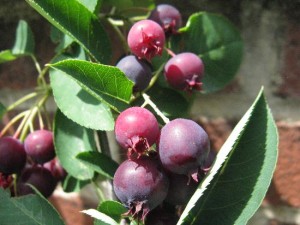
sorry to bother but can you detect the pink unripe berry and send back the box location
[127,20,165,61]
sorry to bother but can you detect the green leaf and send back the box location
[62,175,90,192]
[26,0,111,64]
[12,20,35,56]
[50,59,134,112]
[171,12,243,93]
[177,88,278,225]
[50,68,115,131]
[77,0,101,13]
[0,102,6,119]
[0,188,65,225]
[0,50,17,63]
[76,151,118,179]
[82,209,118,225]
[97,201,127,223]
[54,109,96,180]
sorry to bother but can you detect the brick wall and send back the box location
[0,1,299,225]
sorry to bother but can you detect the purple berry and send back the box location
[165,173,198,206]
[17,166,57,198]
[43,157,67,182]
[164,52,204,91]
[113,157,169,221]
[158,119,210,181]
[115,107,160,158]
[0,136,26,174]
[148,4,182,36]
[127,20,165,61]
[116,55,152,92]
[24,129,55,164]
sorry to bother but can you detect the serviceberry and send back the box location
[116,55,152,92]
[158,118,210,182]
[17,165,57,198]
[43,157,67,182]
[24,129,55,164]
[0,136,26,174]
[164,52,204,91]
[113,157,169,221]
[148,4,182,36]
[115,107,160,158]
[127,19,165,61]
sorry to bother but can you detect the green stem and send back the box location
[142,93,170,124]
[92,180,106,202]
[107,18,130,54]
[6,92,38,112]
[19,93,50,141]
[98,131,111,157]
[0,110,29,138]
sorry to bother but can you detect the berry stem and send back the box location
[107,18,130,54]
[37,108,44,130]
[142,93,170,124]
[165,47,176,57]
[0,110,30,138]
[6,92,38,112]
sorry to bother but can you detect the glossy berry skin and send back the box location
[164,52,204,91]
[0,137,26,175]
[158,119,210,181]
[127,20,165,61]
[148,4,182,35]
[115,107,160,158]
[17,166,57,198]
[116,55,152,92]
[24,129,55,164]
[165,173,198,206]
[113,157,169,221]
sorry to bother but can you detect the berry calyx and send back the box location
[0,136,27,175]
[113,157,169,221]
[164,52,205,92]
[158,118,210,182]
[24,129,55,164]
[127,20,165,61]
[115,107,160,158]
[148,4,182,36]
[116,55,153,92]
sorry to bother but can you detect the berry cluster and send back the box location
[113,107,212,222]
[116,4,204,94]
[0,130,66,198]
[112,4,211,223]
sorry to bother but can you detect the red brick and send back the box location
[277,20,300,98]
[49,189,93,225]
[266,121,300,207]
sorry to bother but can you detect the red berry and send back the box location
[164,52,204,91]
[43,157,67,182]
[115,107,160,158]
[127,20,165,60]
[113,157,169,221]
[0,136,26,175]
[148,4,182,36]
[24,129,55,164]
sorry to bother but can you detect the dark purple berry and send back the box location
[116,55,152,92]
[113,157,169,221]
[24,129,55,164]
[165,173,198,206]
[164,52,204,91]
[43,157,67,182]
[17,166,57,198]
[127,19,165,61]
[115,107,160,158]
[158,119,210,181]
[0,136,26,174]
[148,4,182,36]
